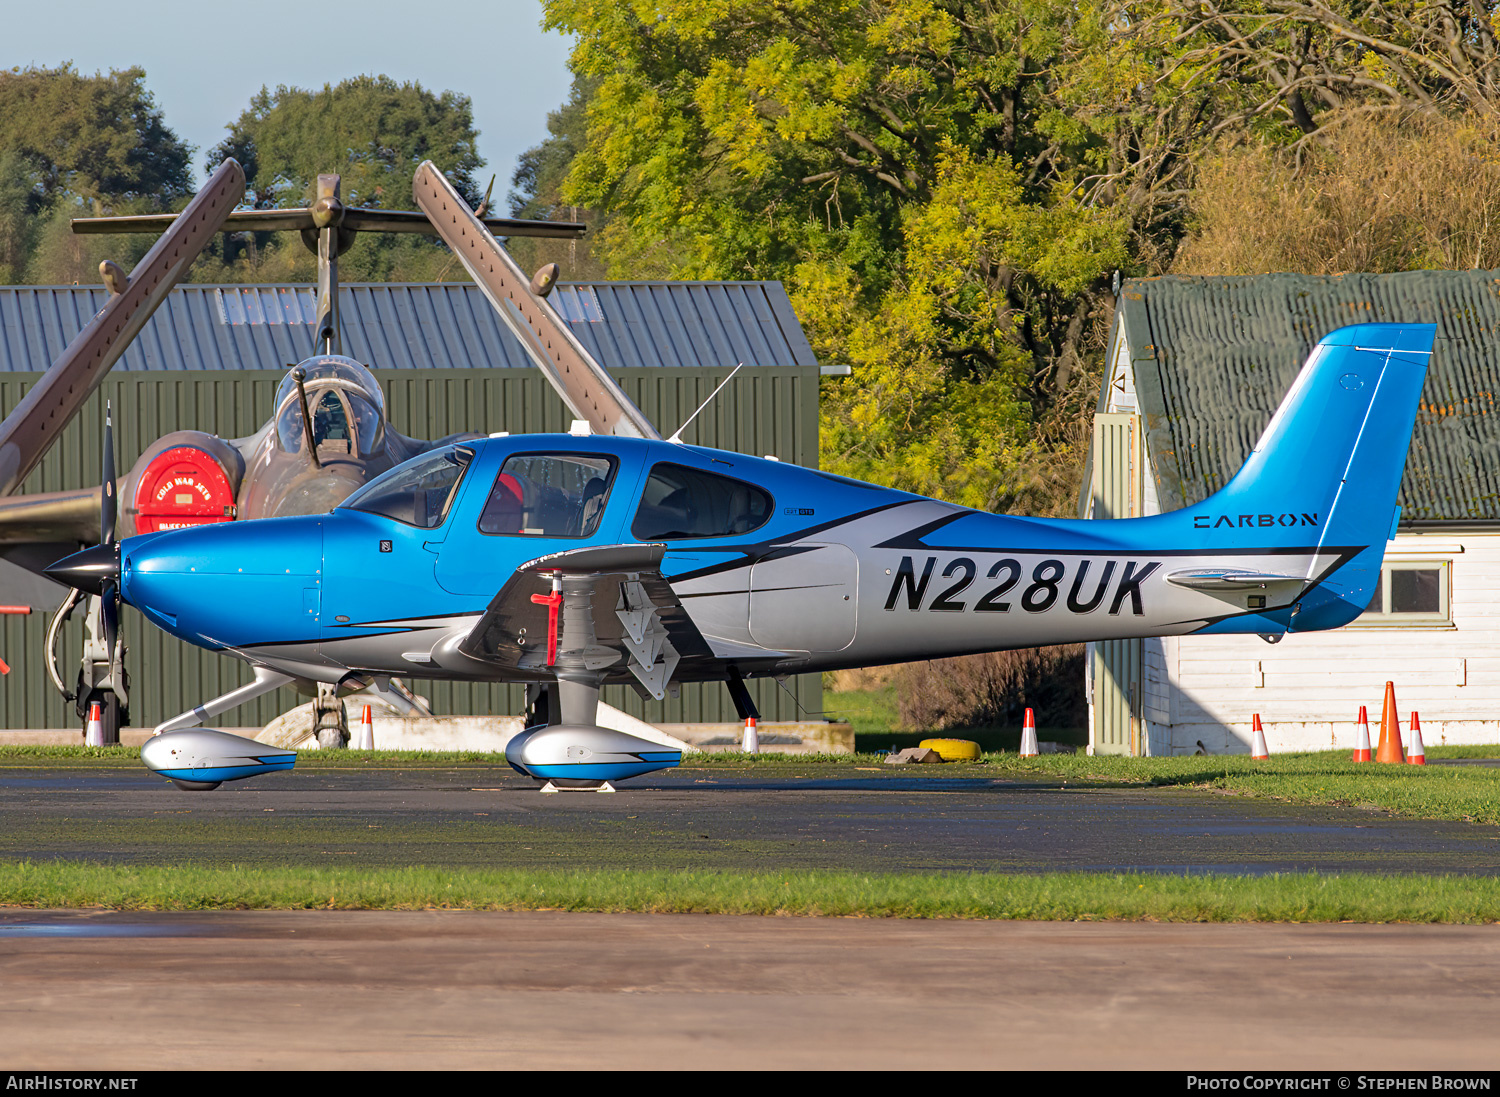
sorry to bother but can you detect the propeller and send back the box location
[43,407,124,644]
[41,403,126,717]
[98,403,121,685]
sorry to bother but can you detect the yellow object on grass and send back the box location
[918,738,981,762]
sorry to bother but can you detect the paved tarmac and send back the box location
[2,908,1498,1070]
[0,762,1498,875]
[3,761,1499,1070]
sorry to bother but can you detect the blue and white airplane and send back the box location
[44,165,1436,791]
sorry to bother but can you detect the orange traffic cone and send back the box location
[741,716,759,753]
[84,701,103,748]
[353,703,374,750]
[1375,681,1405,764]
[1251,713,1270,760]
[1019,708,1039,757]
[1352,705,1372,762]
[1407,711,1426,766]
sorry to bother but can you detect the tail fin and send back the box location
[1184,322,1434,629]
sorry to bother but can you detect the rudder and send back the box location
[1184,322,1434,630]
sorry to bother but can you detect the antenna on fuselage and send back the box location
[666,363,743,445]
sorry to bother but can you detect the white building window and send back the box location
[1352,559,1452,627]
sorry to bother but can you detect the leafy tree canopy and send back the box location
[209,75,484,209]
[507,76,611,280]
[0,64,191,207]
[536,0,1500,512]
[1137,0,1500,145]
[199,75,486,284]
[543,0,1138,513]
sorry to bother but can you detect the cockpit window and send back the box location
[479,454,616,537]
[342,445,472,528]
[313,390,349,450]
[631,462,773,540]
[274,356,386,458]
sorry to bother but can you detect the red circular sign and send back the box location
[132,446,236,534]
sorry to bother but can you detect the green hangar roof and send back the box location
[1112,271,1500,522]
[0,281,818,373]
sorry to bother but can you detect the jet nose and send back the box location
[45,542,120,595]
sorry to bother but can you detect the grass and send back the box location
[821,685,900,736]
[824,688,1088,752]
[973,748,1500,825]
[3,861,1500,922]
[4,743,1500,923]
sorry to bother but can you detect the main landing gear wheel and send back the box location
[313,688,349,750]
[536,776,614,790]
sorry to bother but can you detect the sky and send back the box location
[4,0,575,195]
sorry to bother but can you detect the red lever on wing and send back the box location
[530,576,563,665]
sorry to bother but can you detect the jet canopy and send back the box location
[274,356,386,458]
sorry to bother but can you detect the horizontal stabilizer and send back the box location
[1166,569,1308,592]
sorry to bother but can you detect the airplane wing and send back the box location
[458,542,783,697]
[73,207,586,240]
[0,159,245,497]
[411,160,661,441]
[0,488,101,544]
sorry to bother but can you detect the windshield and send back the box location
[342,445,472,528]
[274,356,386,457]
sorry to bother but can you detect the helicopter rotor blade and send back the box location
[0,158,245,498]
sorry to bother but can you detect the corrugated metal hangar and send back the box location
[1085,270,1500,755]
[0,281,822,730]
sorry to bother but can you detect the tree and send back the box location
[209,75,484,210]
[1136,1,1500,146]
[0,153,40,284]
[0,65,191,206]
[544,0,1137,514]
[507,77,610,280]
[1175,112,1500,276]
[0,66,191,284]
[201,75,486,284]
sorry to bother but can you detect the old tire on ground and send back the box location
[919,738,982,762]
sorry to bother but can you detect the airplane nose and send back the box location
[45,542,119,595]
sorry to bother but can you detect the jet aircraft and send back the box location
[0,166,585,743]
[25,354,483,746]
[45,163,1438,791]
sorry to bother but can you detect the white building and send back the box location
[1085,272,1500,755]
